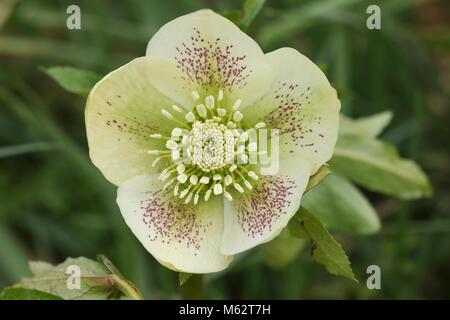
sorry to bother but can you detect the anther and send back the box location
[190,175,199,185]
[224,175,232,186]
[150,133,162,139]
[248,171,259,180]
[224,191,233,201]
[152,157,161,167]
[176,163,185,174]
[185,112,196,122]
[165,140,178,150]
[231,99,242,111]
[247,142,257,152]
[196,104,207,118]
[204,189,212,201]
[172,105,184,113]
[205,95,215,109]
[191,91,200,101]
[200,176,210,184]
[234,183,244,193]
[218,89,224,101]
[177,174,188,183]
[213,184,223,195]
[161,109,174,120]
[255,122,266,129]
[217,108,226,117]
[233,111,243,122]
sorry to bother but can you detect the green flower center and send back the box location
[148,90,266,205]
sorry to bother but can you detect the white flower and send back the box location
[85,10,340,273]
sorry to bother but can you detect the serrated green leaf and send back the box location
[339,112,393,138]
[259,227,306,269]
[291,208,357,282]
[302,174,380,234]
[304,165,331,193]
[40,66,101,97]
[0,287,63,300]
[179,272,192,286]
[330,136,433,199]
[13,256,143,300]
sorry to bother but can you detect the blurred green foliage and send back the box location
[0,0,449,299]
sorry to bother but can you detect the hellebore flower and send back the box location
[85,9,340,273]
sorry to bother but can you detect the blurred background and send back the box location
[0,0,449,299]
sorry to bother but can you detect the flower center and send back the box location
[190,120,235,172]
[147,90,266,205]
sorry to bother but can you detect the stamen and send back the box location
[205,95,215,109]
[185,112,196,122]
[176,163,185,174]
[234,183,244,193]
[190,175,199,185]
[224,191,233,201]
[172,104,184,113]
[161,109,174,120]
[224,175,232,186]
[204,189,212,201]
[248,171,259,180]
[227,121,237,129]
[165,140,178,150]
[191,91,200,101]
[255,122,266,129]
[244,180,253,190]
[200,176,210,184]
[217,108,226,117]
[233,111,243,122]
[213,183,223,195]
[196,104,207,118]
[231,99,242,111]
[152,157,161,167]
[177,174,188,183]
[218,89,224,101]
[150,133,162,139]
[163,178,175,190]
[247,142,257,152]
[171,128,183,137]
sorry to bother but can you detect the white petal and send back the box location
[220,156,310,255]
[242,47,340,174]
[117,174,233,273]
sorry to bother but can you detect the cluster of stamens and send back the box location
[147,89,266,205]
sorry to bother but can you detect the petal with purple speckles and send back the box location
[220,156,310,255]
[86,57,191,186]
[117,173,233,273]
[146,9,272,107]
[242,47,340,174]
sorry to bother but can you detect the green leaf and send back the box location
[302,174,380,234]
[97,254,123,276]
[179,272,192,286]
[291,207,357,282]
[221,0,266,30]
[339,111,393,138]
[259,227,306,269]
[241,0,266,29]
[0,142,59,159]
[304,165,331,193]
[40,66,101,97]
[12,256,143,300]
[330,136,433,199]
[0,287,63,300]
